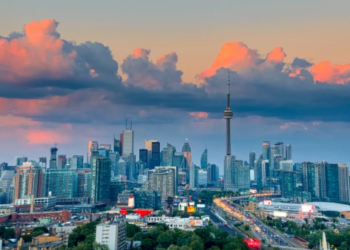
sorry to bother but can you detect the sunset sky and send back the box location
[1,1,350,170]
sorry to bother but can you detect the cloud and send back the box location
[280,122,308,130]
[2,19,350,128]
[26,130,70,144]
[311,61,350,84]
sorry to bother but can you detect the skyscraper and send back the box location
[223,72,235,191]
[39,157,47,169]
[161,148,168,166]
[182,140,191,183]
[207,164,219,185]
[57,155,67,170]
[262,141,270,160]
[91,156,112,204]
[122,129,134,156]
[88,141,98,164]
[119,133,123,156]
[338,164,350,202]
[114,136,121,155]
[285,144,292,160]
[147,167,176,204]
[167,143,175,166]
[49,147,58,169]
[145,139,157,167]
[150,141,160,169]
[249,152,255,170]
[274,142,284,159]
[190,163,199,188]
[70,155,84,170]
[200,149,208,169]
[139,149,148,165]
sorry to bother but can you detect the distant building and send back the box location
[161,148,168,166]
[200,149,208,169]
[123,129,134,156]
[198,169,207,186]
[145,140,158,167]
[134,190,160,210]
[57,155,67,170]
[139,149,148,166]
[87,141,98,164]
[49,147,58,169]
[91,156,111,204]
[45,169,75,198]
[114,138,121,155]
[302,162,320,199]
[150,141,160,169]
[249,152,255,170]
[285,144,292,160]
[14,162,44,200]
[262,141,270,161]
[74,169,92,198]
[70,155,84,170]
[279,160,293,171]
[182,140,191,182]
[100,144,112,150]
[190,164,199,188]
[274,142,284,159]
[147,167,176,204]
[167,143,176,166]
[207,164,219,185]
[95,216,126,250]
[15,156,28,167]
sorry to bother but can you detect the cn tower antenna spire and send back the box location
[227,70,230,108]
[223,69,233,156]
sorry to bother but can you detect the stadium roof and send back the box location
[309,202,350,212]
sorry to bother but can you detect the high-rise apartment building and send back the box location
[74,169,92,198]
[95,216,126,250]
[279,160,293,171]
[122,130,134,156]
[91,156,112,204]
[87,141,98,164]
[285,144,292,160]
[302,162,320,200]
[147,166,176,204]
[109,151,119,176]
[134,190,160,210]
[200,149,208,169]
[173,152,186,173]
[280,171,297,198]
[235,160,250,191]
[262,141,270,160]
[14,162,44,200]
[44,169,75,198]
[49,147,58,169]
[224,155,236,191]
[249,152,255,170]
[338,164,350,202]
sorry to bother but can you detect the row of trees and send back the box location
[127,222,249,250]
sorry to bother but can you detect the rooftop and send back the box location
[308,202,350,212]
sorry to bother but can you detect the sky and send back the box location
[1,0,350,171]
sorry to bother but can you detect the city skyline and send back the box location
[1,1,350,167]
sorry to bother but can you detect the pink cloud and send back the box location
[26,130,70,145]
[0,19,76,82]
[311,61,350,84]
[189,112,209,119]
[266,47,286,63]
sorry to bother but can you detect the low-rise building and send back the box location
[15,196,56,209]
[146,216,205,230]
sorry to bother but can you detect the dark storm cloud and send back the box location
[291,58,313,69]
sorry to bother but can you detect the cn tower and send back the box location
[224,72,233,156]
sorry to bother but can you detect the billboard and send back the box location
[187,206,196,213]
[197,204,205,208]
[178,202,188,211]
[188,202,195,206]
[263,200,272,205]
[128,197,135,208]
[273,211,287,217]
[189,219,203,227]
[301,204,314,213]
[250,189,257,194]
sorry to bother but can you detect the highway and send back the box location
[214,198,294,247]
[203,208,237,237]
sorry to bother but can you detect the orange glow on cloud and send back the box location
[0,19,76,82]
[26,130,70,144]
[266,47,286,62]
[311,60,350,84]
[190,112,209,119]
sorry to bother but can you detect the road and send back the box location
[203,208,237,237]
[215,198,294,247]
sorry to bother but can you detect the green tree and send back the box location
[179,246,191,250]
[2,228,15,239]
[207,247,220,250]
[133,232,143,241]
[127,224,141,238]
[93,243,109,250]
[141,238,157,250]
[176,231,193,246]
[167,245,180,250]
[244,225,250,231]
[190,240,204,250]
[157,232,174,249]
[73,242,91,250]
[194,228,212,243]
